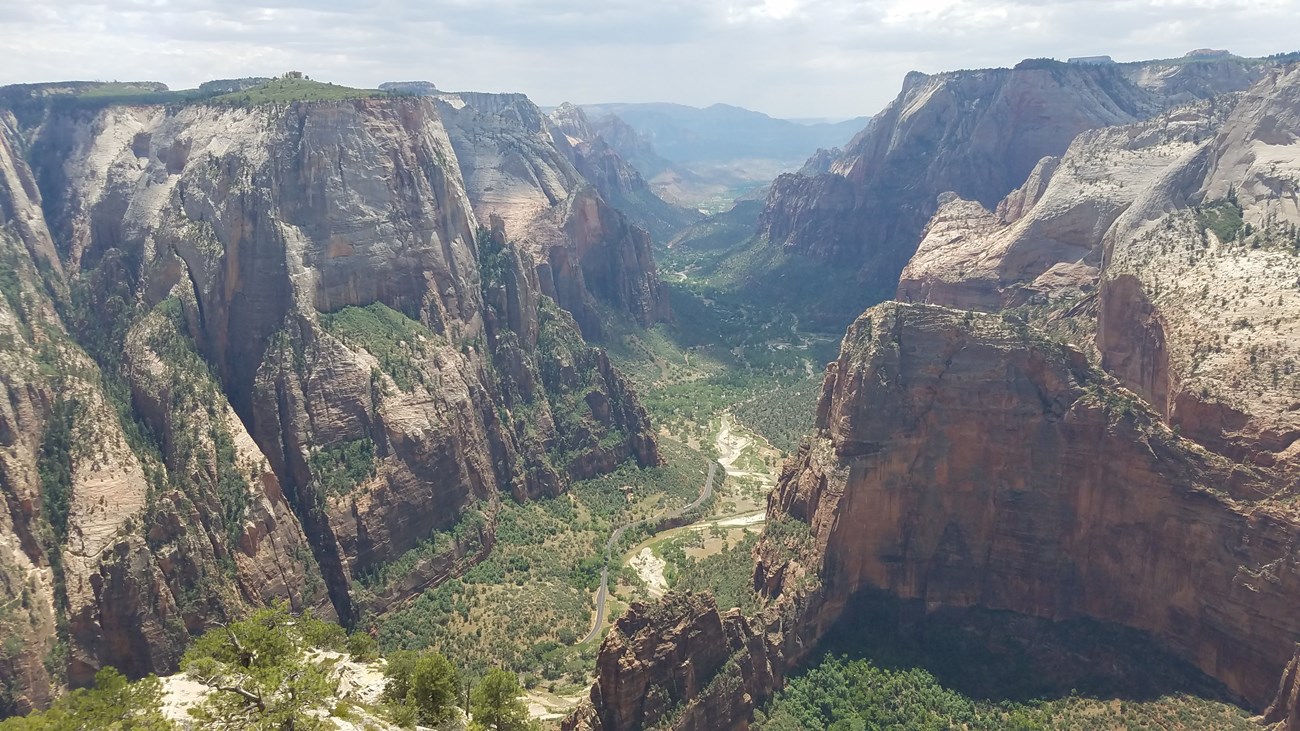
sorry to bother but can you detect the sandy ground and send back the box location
[526,688,589,722]
[160,673,211,725]
[630,547,669,596]
[706,511,766,528]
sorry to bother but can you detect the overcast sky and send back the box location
[2,0,1298,119]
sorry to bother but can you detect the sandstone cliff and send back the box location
[756,57,1274,303]
[435,92,671,338]
[548,103,698,244]
[759,302,1300,708]
[567,302,1300,730]
[900,64,1300,475]
[0,90,659,711]
[562,593,778,731]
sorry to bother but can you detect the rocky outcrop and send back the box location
[897,102,1221,311]
[900,64,1300,473]
[567,301,1300,730]
[587,113,673,181]
[757,57,1273,299]
[436,92,670,337]
[0,90,660,711]
[562,593,778,731]
[758,302,1300,709]
[1266,646,1300,730]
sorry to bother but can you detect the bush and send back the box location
[346,632,379,662]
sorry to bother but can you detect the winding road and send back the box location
[578,461,718,645]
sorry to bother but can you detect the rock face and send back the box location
[562,593,777,731]
[901,64,1300,474]
[760,302,1300,709]
[757,57,1273,296]
[548,103,698,245]
[1266,646,1300,730]
[0,91,659,712]
[568,302,1300,730]
[435,92,672,337]
[897,102,1220,311]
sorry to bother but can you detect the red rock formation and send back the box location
[1266,646,1300,730]
[761,302,1300,708]
[563,593,777,731]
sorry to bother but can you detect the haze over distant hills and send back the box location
[576,102,867,165]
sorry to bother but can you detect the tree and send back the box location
[409,653,460,726]
[470,669,532,731]
[182,603,335,731]
[383,650,460,726]
[0,667,173,731]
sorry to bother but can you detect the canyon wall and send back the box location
[436,92,672,338]
[756,58,1273,297]
[0,92,660,712]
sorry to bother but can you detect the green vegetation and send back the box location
[182,603,343,730]
[308,438,376,496]
[470,669,534,731]
[209,77,383,104]
[0,667,172,731]
[607,285,835,452]
[383,650,461,727]
[660,227,892,333]
[533,299,631,472]
[1196,196,1245,243]
[320,302,440,392]
[0,75,393,120]
[476,226,512,294]
[36,397,77,544]
[668,532,761,613]
[354,508,489,591]
[375,497,604,685]
[755,654,1258,731]
[3,600,541,730]
[374,438,716,688]
[144,298,254,546]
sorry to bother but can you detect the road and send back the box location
[578,461,717,645]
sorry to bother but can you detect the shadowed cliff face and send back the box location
[0,94,660,711]
[547,103,699,246]
[756,59,1272,296]
[760,302,1300,709]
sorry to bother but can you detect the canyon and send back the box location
[565,57,1300,731]
[7,49,1300,731]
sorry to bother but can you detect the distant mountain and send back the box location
[578,102,867,164]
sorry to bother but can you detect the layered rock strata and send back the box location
[435,92,671,337]
[758,57,1274,293]
[901,64,1300,473]
[0,91,659,711]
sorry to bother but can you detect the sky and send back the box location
[2,0,1298,119]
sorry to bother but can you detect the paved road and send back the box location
[578,462,718,645]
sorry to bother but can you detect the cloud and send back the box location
[0,0,1297,118]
